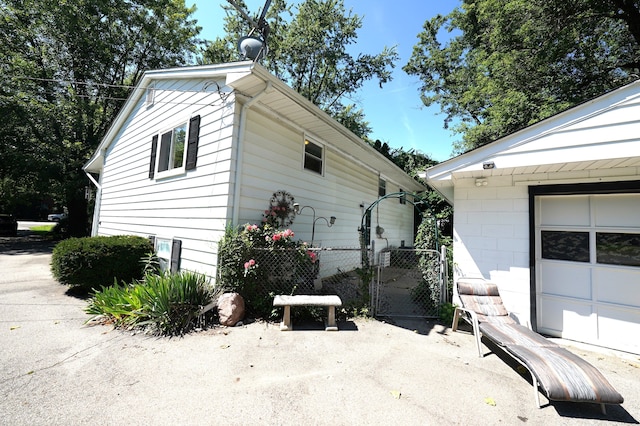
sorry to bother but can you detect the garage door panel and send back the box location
[538,296,596,341]
[597,306,640,353]
[540,262,592,300]
[594,267,640,307]
[539,196,590,226]
[594,194,640,227]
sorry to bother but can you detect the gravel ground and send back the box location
[1,237,639,425]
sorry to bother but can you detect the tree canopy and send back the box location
[201,0,399,139]
[404,0,640,153]
[0,0,201,234]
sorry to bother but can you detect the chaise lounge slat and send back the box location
[505,345,624,404]
[452,277,624,412]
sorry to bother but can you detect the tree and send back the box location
[0,0,202,234]
[404,0,640,153]
[201,0,398,139]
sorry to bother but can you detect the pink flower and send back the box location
[244,261,250,269]
[272,234,281,242]
[249,259,255,266]
[307,251,317,263]
[283,229,294,238]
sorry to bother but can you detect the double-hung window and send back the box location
[304,137,323,175]
[158,123,187,173]
[149,115,200,179]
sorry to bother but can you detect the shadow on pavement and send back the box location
[376,316,444,336]
[0,232,57,255]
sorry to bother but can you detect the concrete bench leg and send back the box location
[280,305,292,331]
[325,306,338,331]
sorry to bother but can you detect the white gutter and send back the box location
[231,81,272,225]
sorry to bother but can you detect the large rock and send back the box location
[217,292,245,326]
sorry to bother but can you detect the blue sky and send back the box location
[190,0,461,161]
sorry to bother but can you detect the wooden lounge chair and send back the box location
[452,277,624,413]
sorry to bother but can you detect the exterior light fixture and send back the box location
[483,161,495,170]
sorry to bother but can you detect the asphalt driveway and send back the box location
[1,236,639,425]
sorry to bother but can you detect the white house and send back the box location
[84,61,424,280]
[423,80,640,354]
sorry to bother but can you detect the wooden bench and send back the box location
[273,295,342,331]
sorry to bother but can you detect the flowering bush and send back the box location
[217,223,318,318]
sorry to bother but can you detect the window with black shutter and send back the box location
[149,115,200,179]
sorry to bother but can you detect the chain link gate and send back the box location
[374,247,448,318]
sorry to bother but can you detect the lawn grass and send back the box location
[30,224,56,234]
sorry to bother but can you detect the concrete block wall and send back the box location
[452,175,531,324]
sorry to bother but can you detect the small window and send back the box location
[157,123,186,173]
[596,232,640,267]
[304,138,323,174]
[155,237,172,271]
[378,178,386,197]
[541,230,590,262]
[145,85,155,107]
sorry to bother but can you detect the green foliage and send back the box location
[411,213,454,314]
[404,0,640,153]
[86,271,215,336]
[217,223,317,318]
[439,302,458,326]
[51,235,153,290]
[202,0,398,139]
[0,0,202,235]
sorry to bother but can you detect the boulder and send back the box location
[217,292,245,326]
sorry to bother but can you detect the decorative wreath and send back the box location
[266,190,296,228]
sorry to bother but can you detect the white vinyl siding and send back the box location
[239,108,415,266]
[96,78,235,278]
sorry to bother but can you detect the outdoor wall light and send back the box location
[483,161,495,169]
[475,178,488,187]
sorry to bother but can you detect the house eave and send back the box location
[83,61,256,174]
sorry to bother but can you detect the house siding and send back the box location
[90,65,424,286]
[239,107,415,251]
[96,78,236,277]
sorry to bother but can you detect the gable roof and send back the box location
[423,80,640,203]
[84,61,424,192]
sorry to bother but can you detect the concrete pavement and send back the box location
[1,236,639,425]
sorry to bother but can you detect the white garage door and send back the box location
[536,193,640,354]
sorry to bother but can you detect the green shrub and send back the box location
[86,271,215,336]
[217,223,317,318]
[51,235,152,289]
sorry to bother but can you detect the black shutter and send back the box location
[170,239,182,273]
[149,135,158,179]
[185,115,201,170]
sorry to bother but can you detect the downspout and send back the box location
[231,81,271,225]
[84,149,105,236]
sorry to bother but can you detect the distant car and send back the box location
[0,214,18,237]
[47,212,67,222]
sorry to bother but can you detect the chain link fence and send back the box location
[249,247,373,308]
[374,248,446,318]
